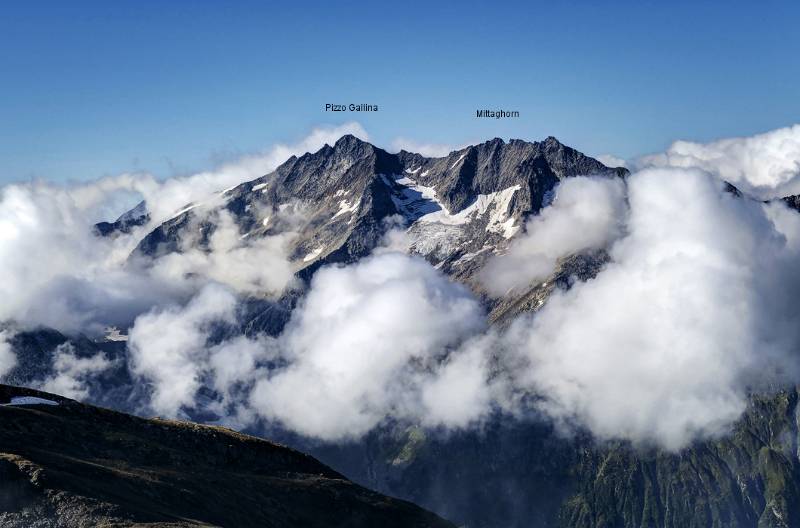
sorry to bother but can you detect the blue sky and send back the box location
[1,0,798,184]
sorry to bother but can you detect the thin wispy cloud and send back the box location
[388,137,459,158]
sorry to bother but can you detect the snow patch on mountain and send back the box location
[454,244,493,265]
[303,246,324,262]
[384,175,445,222]
[103,327,128,342]
[332,199,359,220]
[4,396,59,406]
[408,223,466,261]
[481,185,521,238]
[170,203,201,220]
[385,174,522,264]
[419,185,521,239]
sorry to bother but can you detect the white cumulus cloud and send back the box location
[500,168,800,449]
[249,252,488,439]
[0,124,362,335]
[637,124,800,199]
[127,283,240,417]
[389,137,459,158]
[596,154,628,168]
[38,343,114,400]
[481,176,627,296]
[0,331,16,379]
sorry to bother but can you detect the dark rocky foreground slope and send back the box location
[0,384,454,528]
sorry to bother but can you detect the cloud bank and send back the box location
[637,124,800,199]
[128,283,243,417]
[501,168,800,449]
[123,161,800,450]
[596,154,628,168]
[148,208,298,296]
[250,252,488,439]
[38,343,114,400]
[0,181,171,334]
[128,252,490,439]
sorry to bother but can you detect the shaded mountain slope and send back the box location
[308,388,800,528]
[0,384,455,528]
[0,325,140,413]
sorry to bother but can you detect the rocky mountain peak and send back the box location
[332,133,372,152]
[403,135,624,217]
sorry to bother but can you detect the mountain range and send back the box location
[6,134,800,528]
[128,134,626,334]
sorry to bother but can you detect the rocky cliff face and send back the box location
[0,384,454,528]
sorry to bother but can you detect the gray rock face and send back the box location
[487,251,610,326]
[133,135,626,262]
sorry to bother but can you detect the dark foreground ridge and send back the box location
[0,384,454,528]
